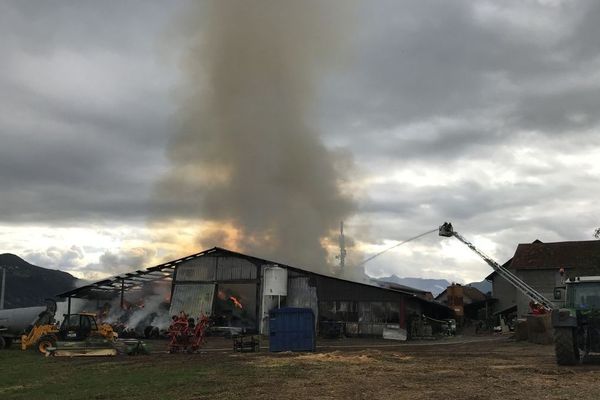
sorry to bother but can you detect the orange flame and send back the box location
[229,296,243,309]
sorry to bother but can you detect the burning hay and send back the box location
[94,282,173,339]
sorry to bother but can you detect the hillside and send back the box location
[467,279,492,295]
[0,253,77,309]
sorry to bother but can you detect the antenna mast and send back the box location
[339,221,347,271]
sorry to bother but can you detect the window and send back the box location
[569,282,600,309]
[63,315,80,330]
[81,316,91,330]
[554,288,562,300]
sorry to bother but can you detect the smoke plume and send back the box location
[157,1,358,272]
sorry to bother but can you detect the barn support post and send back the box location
[67,296,72,315]
[399,297,406,329]
[120,279,125,309]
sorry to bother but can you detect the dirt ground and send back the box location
[168,335,600,399]
[2,335,600,400]
[238,336,600,400]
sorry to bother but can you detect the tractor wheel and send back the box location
[4,337,13,349]
[36,335,57,355]
[554,327,580,365]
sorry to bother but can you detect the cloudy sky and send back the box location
[1,0,599,283]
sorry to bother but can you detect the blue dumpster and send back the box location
[269,307,316,352]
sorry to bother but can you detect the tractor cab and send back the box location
[59,313,100,341]
[565,277,600,310]
[553,276,600,365]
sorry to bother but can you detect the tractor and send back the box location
[22,312,117,356]
[552,276,600,365]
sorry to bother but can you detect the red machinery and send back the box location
[167,313,209,353]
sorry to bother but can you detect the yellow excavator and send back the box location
[21,301,117,356]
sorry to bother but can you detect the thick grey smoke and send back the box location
[158,1,359,272]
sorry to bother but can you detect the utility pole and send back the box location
[338,221,347,272]
[0,266,6,310]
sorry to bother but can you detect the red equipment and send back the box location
[167,312,209,353]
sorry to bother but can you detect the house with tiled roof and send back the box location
[487,239,600,316]
[435,284,493,321]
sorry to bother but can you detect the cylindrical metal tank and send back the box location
[0,306,46,335]
[263,266,288,296]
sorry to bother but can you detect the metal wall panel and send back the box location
[169,283,215,318]
[175,257,217,282]
[216,256,257,280]
[287,276,318,322]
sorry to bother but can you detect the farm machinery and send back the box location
[167,313,210,353]
[552,276,600,365]
[22,311,118,356]
[0,299,117,356]
[439,222,600,365]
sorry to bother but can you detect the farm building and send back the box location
[486,239,600,316]
[435,284,493,322]
[58,247,451,338]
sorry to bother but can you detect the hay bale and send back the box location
[526,314,553,345]
[514,319,528,341]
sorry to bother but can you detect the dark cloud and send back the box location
[320,0,571,136]
[512,87,600,132]
[0,1,176,224]
[1,1,600,281]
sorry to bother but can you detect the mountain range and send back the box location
[0,253,77,309]
[375,274,492,297]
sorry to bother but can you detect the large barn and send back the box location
[58,247,450,338]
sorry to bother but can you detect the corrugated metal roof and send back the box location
[57,247,223,299]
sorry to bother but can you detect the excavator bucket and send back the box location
[439,222,454,237]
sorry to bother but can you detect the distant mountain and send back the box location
[466,279,492,295]
[0,253,77,309]
[375,275,450,296]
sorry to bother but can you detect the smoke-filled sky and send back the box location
[1,0,599,283]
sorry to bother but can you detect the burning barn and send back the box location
[57,247,450,338]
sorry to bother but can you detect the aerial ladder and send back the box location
[438,222,556,311]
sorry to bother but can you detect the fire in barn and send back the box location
[57,246,451,351]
